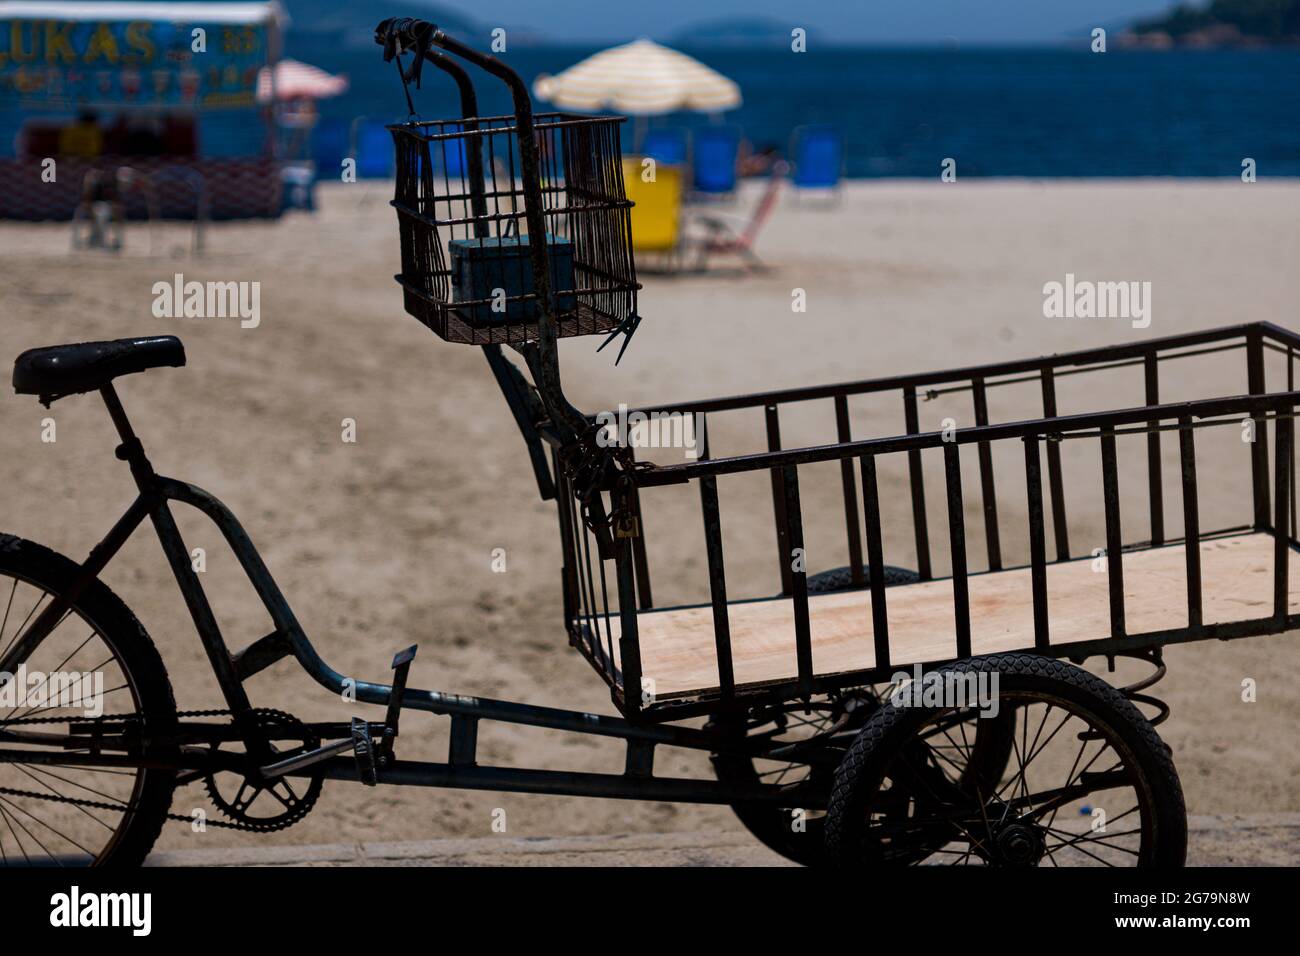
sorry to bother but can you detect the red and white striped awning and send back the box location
[0,2,285,25]
[257,59,349,103]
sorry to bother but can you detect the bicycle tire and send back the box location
[0,533,178,866]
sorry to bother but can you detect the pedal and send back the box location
[379,645,416,765]
[351,716,377,786]
[347,646,416,786]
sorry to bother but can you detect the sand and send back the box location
[1,178,1298,856]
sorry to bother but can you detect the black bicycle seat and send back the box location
[12,335,186,402]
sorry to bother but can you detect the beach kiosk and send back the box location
[0,1,286,219]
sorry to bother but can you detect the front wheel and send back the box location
[826,654,1187,867]
[0,534,178,865]
[709,698,856,867]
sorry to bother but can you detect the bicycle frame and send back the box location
[0,383,809,805]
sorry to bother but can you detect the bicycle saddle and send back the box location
[12,335,186,403]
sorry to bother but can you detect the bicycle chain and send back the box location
[0,707,320,833]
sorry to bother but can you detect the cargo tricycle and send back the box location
[2,19,1297,867]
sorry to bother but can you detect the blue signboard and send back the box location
[0,15,273,110]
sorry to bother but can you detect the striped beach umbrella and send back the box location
[533,39,741,115]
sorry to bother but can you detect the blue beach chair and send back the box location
[691,126,740,198]
[641,128,690,166]
[429,123,472,179]
[790,124,844,199]
[311,119,349,176]
[355,119,395,179]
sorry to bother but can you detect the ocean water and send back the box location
[292,41,1300,178]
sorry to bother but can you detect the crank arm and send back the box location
[257,717,391,780]
[260,737,355,779]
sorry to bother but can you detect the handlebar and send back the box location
[375,18,533,112]
[374,18,439,86]
[374,17,435,53]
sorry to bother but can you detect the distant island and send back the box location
[671,18,811,48]
[1123,0,1300,47]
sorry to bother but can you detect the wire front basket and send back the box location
[389,113,639,346]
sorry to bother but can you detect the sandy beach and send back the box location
[1,178,1299,856]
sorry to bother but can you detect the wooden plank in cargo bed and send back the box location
[602,532,1300,700]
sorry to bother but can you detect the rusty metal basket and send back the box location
[389,110,638,345]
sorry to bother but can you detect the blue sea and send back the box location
[290,41,1300,178]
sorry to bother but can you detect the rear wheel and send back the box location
[826,654,1187,867]
[0,534,177,866]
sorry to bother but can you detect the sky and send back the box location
[428,0,1178,44]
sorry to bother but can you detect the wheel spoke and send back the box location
[0,590,47,660]
[0,793,88,862]
[0,568,157,866]
[14,683,131,722]
[13,764,118,832]
[1042,823,1143,856]
[39,630,102,687]
[846,676,1165,868]
[0,803,31,865]
[23,763,132,809]
[0,579,18,650]
[1044,834,1118,867]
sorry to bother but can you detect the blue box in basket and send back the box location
[449,234,576,325]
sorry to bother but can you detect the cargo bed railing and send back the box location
[607,321,1300,595]
[587,383,1300,721]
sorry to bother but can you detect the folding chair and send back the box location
[691,126,740,199]
[687,161,786,272]
[790,124,844,200]
[354,119,395,179]
[641,128,690,166]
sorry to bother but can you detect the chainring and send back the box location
[202,708,324,832]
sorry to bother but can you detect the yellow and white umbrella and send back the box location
[533,39,741,115]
